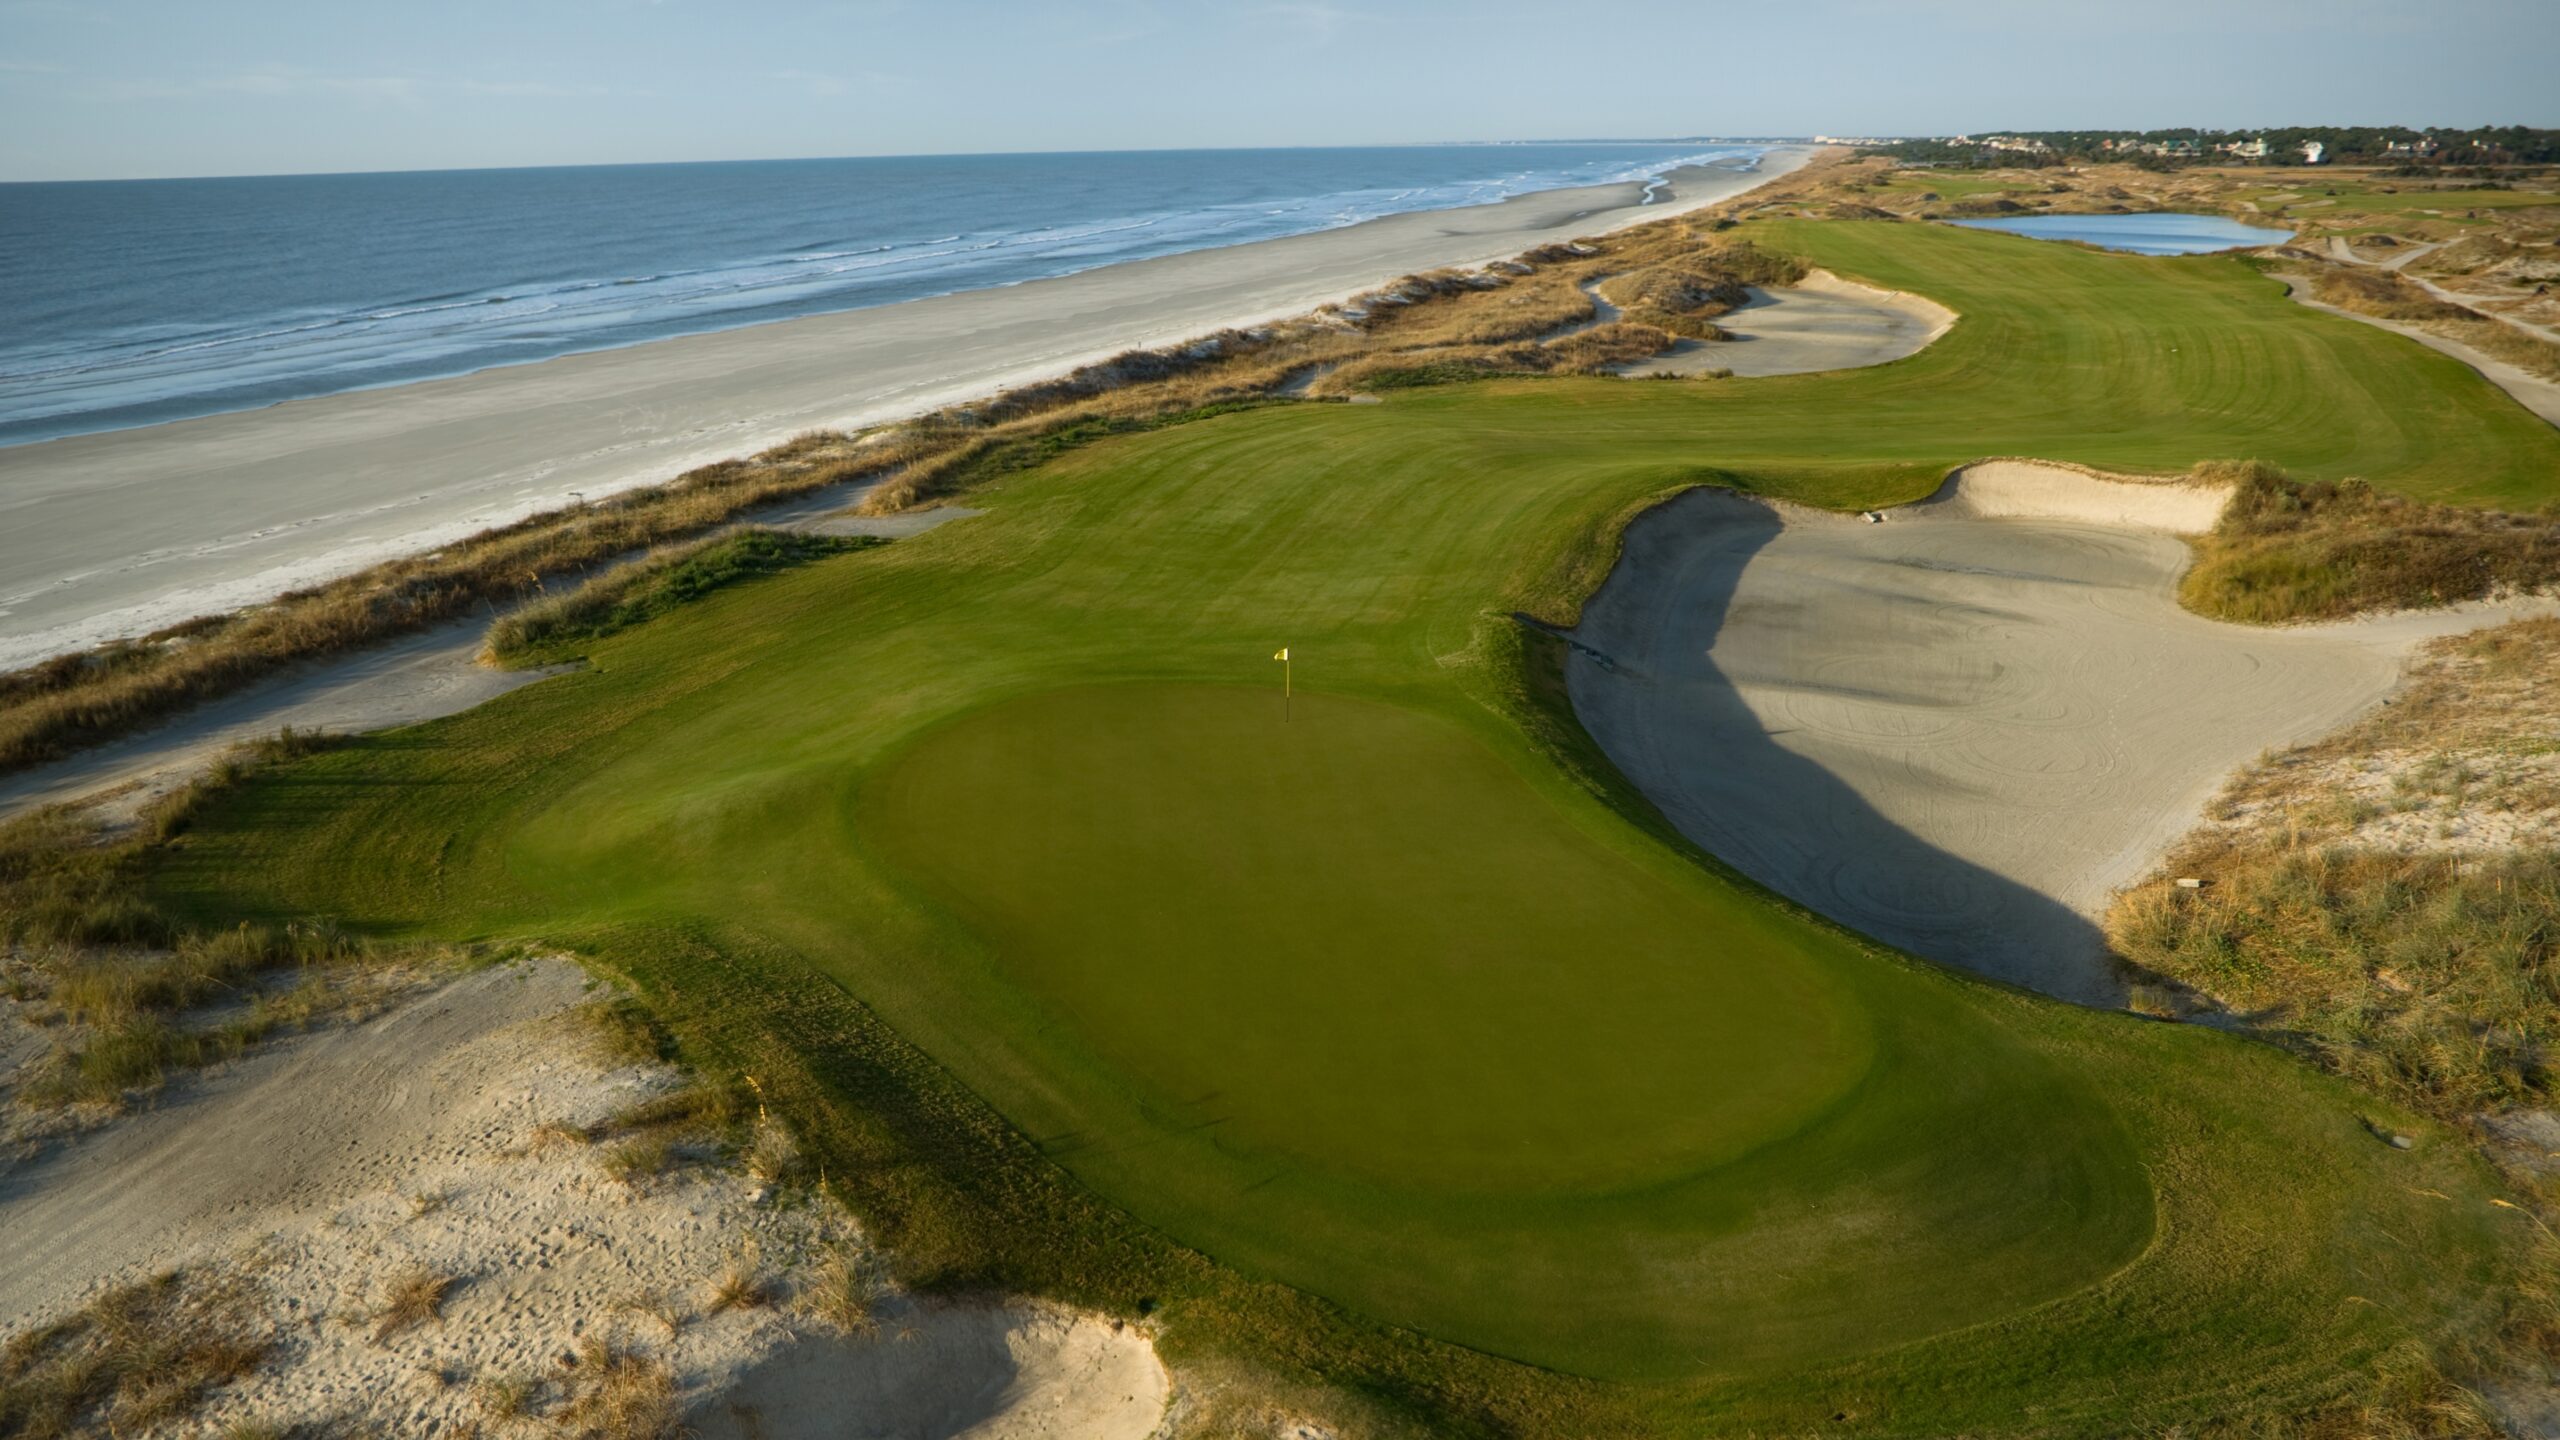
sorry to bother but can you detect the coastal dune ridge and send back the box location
[0,145,1809,670]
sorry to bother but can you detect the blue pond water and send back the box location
[1949,212,2293,255]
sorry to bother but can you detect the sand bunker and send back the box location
[0,958,1167,1435]
[1623,269,1956,378]
[1569,463,2550,1004]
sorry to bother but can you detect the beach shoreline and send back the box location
[0,146,1812,670]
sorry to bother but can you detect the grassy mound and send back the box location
[483,527,880,665]
[142,218,2560,1435]
[2180,460,2560,623]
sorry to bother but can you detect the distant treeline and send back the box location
[1869,126,2560,170]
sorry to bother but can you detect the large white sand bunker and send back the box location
[1624,269,1957,378]
[1568,467,2535,1004]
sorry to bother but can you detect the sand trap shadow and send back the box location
[1569,492,2124,1004]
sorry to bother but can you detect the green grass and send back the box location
[146,219,2559,1433]
[484,527,880,665]
[2234,176,2560,230]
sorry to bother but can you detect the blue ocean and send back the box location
[0,143,1749,446]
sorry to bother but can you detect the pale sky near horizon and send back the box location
[2,0,2554,182]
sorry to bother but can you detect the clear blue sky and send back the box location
[3,0,2554,181]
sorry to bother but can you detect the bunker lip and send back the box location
[1569,461,2552,1006]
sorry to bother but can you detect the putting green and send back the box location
[852,682,2150,1372]
[865,684,1873,1192]
[154,216,2547,1429]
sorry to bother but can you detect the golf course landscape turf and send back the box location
[148,218,2560,1433]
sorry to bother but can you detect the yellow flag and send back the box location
[1273,647,1289,661]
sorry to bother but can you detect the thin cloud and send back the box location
[1254,1,1364,40]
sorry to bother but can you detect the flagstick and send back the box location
[1283,652,1292,724]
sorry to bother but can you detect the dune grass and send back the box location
[482,528,880,666]
[0,1266,271,1437]
[134,218,2560,1435]
[1,729,459,1109]
[2179,460,2560,622]
[2111,618,2560,1121]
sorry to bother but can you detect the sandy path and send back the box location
[0,958,1168,1436]
[1568,465,2553,1005]
[0,501,979,824]
[2330,234,2560,346]
[0,151,1812,673]
[1621,269,1956,377]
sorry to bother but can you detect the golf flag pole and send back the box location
[1274,647,1291,723]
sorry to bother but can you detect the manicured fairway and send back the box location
[155,219,2552,1431]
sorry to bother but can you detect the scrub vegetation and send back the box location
[2179,459,2560,622]
[2298,258,2560,380]
[0,1265,272,1438]
[482,527,880,666]
[134,209,2560,1438]
[2113,618,2560,1122]
[0,729,461,1112]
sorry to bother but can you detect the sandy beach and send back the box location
[0,147,1810,671]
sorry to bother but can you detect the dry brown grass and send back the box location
[370,1267,456,1344]
[2180,459,2560,622]
[0,1265,272,1436]
[2311,261,2481,322]
[2109,617,2560,1121]
[549,1340,683,1440]
[704,1260,771,1317]
[808,1247,886,1336]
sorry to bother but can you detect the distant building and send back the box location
[2105,137,2204,159]
[2299,140,2326,165]
[2215,137,2270,159]
[1981,134,2053,154]
[2383,135,2439,158]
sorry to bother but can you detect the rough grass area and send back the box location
[0,1265,272,1437]
[2116,845,2557,1115]
[2111,618,2560,1120]
[0,729,458,1111]
[2302,258,2560,380]
[483,528,881,665]
[2180,460,2560,622]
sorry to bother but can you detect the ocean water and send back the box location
[1949,212,2294,255]
[0,143,1753,447]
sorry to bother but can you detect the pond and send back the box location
[1948,212,2294,255]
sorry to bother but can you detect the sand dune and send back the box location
[0,958,1167,1436]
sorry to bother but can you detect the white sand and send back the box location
[1621,269,1956,377]
[0,958,1167,1436]
[1567,463,2555,1004]
[0,150,1813,673]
